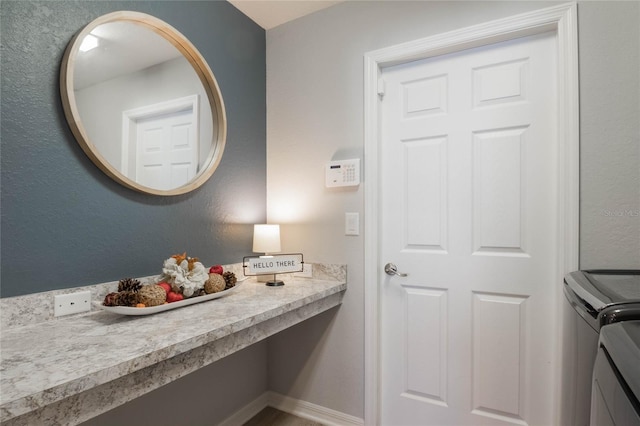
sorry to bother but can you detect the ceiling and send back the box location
[74,21,183,89]
[73,1,344,89]
[228,0,343,30]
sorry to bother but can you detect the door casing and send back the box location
[363,3,579,424]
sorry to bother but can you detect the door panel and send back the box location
[473,127,527,255]
[137,109,197,190]
[404,136,448,252]
[472,292,528,420]
[404,286,448,403]
[380,32,557,425]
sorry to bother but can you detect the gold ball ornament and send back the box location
[204,273,226,294]
[137,284,167,307]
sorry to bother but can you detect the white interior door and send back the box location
[380,31,558,425]
[136,109,197,190]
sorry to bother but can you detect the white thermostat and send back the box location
[325,159,360,187]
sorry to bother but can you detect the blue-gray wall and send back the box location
[1,1,266,297]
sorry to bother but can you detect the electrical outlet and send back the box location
[54,291,92,317]
[295,263,313,278]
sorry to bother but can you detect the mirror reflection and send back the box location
[61,12,226,195]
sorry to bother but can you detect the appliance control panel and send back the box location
[326,159,360,187]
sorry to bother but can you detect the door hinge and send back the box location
[377,78,385,98]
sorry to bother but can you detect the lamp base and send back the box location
[266,280,285,287]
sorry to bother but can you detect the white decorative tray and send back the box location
[94,278,247,316]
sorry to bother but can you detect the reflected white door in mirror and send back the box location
[60,11,226,196]
[122,95,199,190]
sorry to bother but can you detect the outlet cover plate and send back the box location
[295,263,313,278]
[54,291,92,317]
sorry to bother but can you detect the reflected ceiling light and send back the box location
[79,34,99,52]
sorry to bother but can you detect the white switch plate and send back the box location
[345,212,359,236]
[54,291,92,317]
[295,263,313,278]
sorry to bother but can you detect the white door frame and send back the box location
[363,3,579,425]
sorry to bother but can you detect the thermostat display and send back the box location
[326,159,360,187]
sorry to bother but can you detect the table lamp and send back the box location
[253,224,284,286]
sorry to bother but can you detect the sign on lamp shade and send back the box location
[253,224,281,255]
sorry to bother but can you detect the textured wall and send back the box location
[578,1,640,268]
[0,1,266,297]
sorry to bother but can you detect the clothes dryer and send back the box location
[591,320,640,425]
[561,270,640,426]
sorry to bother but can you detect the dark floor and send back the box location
[243,407,325,426]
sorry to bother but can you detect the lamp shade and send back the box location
[253,224,281,254]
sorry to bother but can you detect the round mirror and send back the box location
[60,11,226,196]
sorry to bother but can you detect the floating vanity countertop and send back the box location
[0,274,346,425]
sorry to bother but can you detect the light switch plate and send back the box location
[345,212,359,236]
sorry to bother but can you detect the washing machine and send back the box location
[561,270,640,426]
[591,320,640,425]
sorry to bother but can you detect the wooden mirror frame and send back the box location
[60,11,227,196]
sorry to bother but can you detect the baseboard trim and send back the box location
[217,392,270,426]
[268,391,364,426]
[218,391,364,426]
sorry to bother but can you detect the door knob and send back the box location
[384,263,407,277]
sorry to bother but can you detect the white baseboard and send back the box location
[217,392,270,426]
[268,391,364,426]
[218,391,364,426]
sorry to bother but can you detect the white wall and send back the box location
[266,1,567,419]
[578,1,640,268]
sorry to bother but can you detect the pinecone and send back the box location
[223,272,237,289]
[118,278,142,293]
[116,291,139,307]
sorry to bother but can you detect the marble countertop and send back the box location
[0,272,346,425]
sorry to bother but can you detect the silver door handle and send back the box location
[384,263,407,277]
